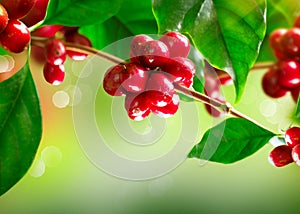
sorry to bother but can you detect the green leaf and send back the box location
[188,118,275,164]
[80,0,157,51]
[0,47,8,55]
[257,0,300,62]
[0,62,42,196]
[43,0,122,26]
[153,0,267,102]
[295,96,300,119]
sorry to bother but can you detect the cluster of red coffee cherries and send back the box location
[263,15,300,102]
[0,0,35,53]
[103,32,196,120]
[269,126,300,167]
[32,25,92,85]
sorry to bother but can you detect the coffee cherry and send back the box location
[139,40,170,69]
[281,28,300,58]
[65,32,92,60]
[130,34,153,56]
[291,144,300,165]
[0,19,30,53]
[291,87,300,103]
[0,4,8,33]
[45,39,67,65]
[125,92,151,121]
[285,127,300,148]
[146,72,175,107]
[262,67,288,98]
[159,31,190,58]
[43,63,65,85]
[268,145,293,167]
[269,28,287,59]
[277,60,300,89]
[151,93,180,118]
[32,25,63,38]
[0,0,36,19]
[161,57,195,88]
[120,62,148,93]
[21,0,49,27]
[103,64,127,96]
[293,15,300,28]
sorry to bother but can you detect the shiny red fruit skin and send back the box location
[285,127,300,148]
[161,57,195,88]
[0,0,36,19]
[32,25,63,38]
[65,32,92,60]
[291,87,300,103]
[130,34,153,56]
[45,39,67,65]
[146,72,175,107]
[103,64,127,96]
[159,31,190,58]
[125,92,151,121]
[262,67,288,98]
[294,15,300,28]
[0,4,8,33]
[292,144,300,165]
[277,60,300,89]
[281,28,300,58]
[151,93,180,118]
[0,19,30,53]
[268,145,293,167]
[21,0,49,27]
[269,28,287,59]
[43,63,65,85]
[121,62,148,93]
[139,40,170,69]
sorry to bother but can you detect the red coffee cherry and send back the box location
[65,32,92,60]
[291,144,300,165]
[139,40,170,69]
[0,19,30,53]
[146,72,175,107]
[285,127,300,148]
[32,25,63,38]
[281,28,300,58]
[21,0,49,27]
[0,4,8,33]
[0,0,36,19]
[45,39,67,65]
[120,62,149,93]
[103,64,127,96]
[151,93,180,118]
[293,15,300,28]
[161,57,196,88]
[125,92,151,121]
[269,28,287,59]
[268,145,293,167]
[43,63,65,85]
[130,34,153,57]
[262,67,288,98]
[159,31,190,58]
[277,60,300,89]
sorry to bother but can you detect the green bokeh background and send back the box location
[0,52,300,214]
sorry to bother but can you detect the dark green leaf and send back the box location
[153,0,267,102]
[0,62,42,196]
[188,118,275,164]
[43,0,122,26]
[296,96,300,119]
[0,47,8,55]
[80,0,157,55]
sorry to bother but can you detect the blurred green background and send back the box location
[0,53,299,214]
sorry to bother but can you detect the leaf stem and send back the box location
[30,36,271,130]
